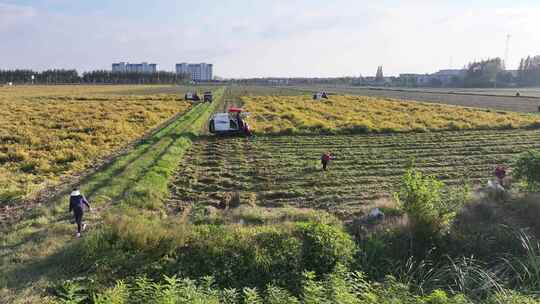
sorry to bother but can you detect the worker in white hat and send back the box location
[68,188,91,238]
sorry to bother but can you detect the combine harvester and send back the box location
[184,91,201,101]
[209,107,252,136]
[313,91,329,100]
[203,91,213,102]
[185,91,213,103]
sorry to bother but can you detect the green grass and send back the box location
[0,88,224,302]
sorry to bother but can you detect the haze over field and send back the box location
[1,0,540,77]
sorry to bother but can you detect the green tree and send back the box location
[394,167,456,242]
[513,150,540,192]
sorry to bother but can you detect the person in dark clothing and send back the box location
[494,165,507,186]
[321,152,333,171]
[69,188,91,238]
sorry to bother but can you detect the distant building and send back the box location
[176,63,213,81]
[399,69,466,87]
[399,74,426,87]
[112,62,157,73]
[429,69,466,86]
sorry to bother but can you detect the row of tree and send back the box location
[463,58,507,88]
[462,56,540,88]
[81,71,190,84]
[0,69,191,85]
[517,56,540,86]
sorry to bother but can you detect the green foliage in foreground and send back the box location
[51,160,540,303]
[53,265,540,304]
[65,211,356,293]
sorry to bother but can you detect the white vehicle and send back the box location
[209,108,252,136]
[184,91,200,101]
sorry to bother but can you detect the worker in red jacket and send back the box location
[494,165,507,186]
[321,151,333,171]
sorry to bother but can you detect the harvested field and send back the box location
[169,129,540,219]
[290,86,540,113]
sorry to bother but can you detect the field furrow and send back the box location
[168,129,540,218]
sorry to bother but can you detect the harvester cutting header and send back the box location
[209,107,252,136]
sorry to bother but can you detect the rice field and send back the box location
[0,85,191,206]
[168,129,540,219]
[242,94,540,134]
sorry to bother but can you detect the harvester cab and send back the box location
[313,91,329,100]
[209,107,252,136]
[185,91,200,101]
[203,91,213,103]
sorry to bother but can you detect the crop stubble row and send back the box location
[168,129,540,218]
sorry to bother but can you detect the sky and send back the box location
[1,0,539,78]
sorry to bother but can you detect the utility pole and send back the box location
[504,34,511,70]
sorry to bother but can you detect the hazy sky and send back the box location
[1,0,539,78]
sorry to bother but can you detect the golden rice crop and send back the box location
[0,86,190,203]
[242,94,540,134]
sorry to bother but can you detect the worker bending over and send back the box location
[321,151,333,171]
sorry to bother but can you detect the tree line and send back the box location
[462,56,540,88]
[518,55,540,86]
[81,70,190,84]
[0,69,191,85]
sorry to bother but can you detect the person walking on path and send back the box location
[69,188,91,238]
[321,151,333,171]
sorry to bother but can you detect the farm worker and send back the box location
[68,188,91,238]
[321,152,333,171]
[494,165,507,186]
[236,112,244,130]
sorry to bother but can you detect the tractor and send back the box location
[185,91,200,101]
[209,107,252,136]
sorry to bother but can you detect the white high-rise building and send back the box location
[112,62,157,73]
[176,63,213,81]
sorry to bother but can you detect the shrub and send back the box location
[298,222,356,276]
[394,167,456,242]
[513,150,540,192]
[171,224,304,291]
